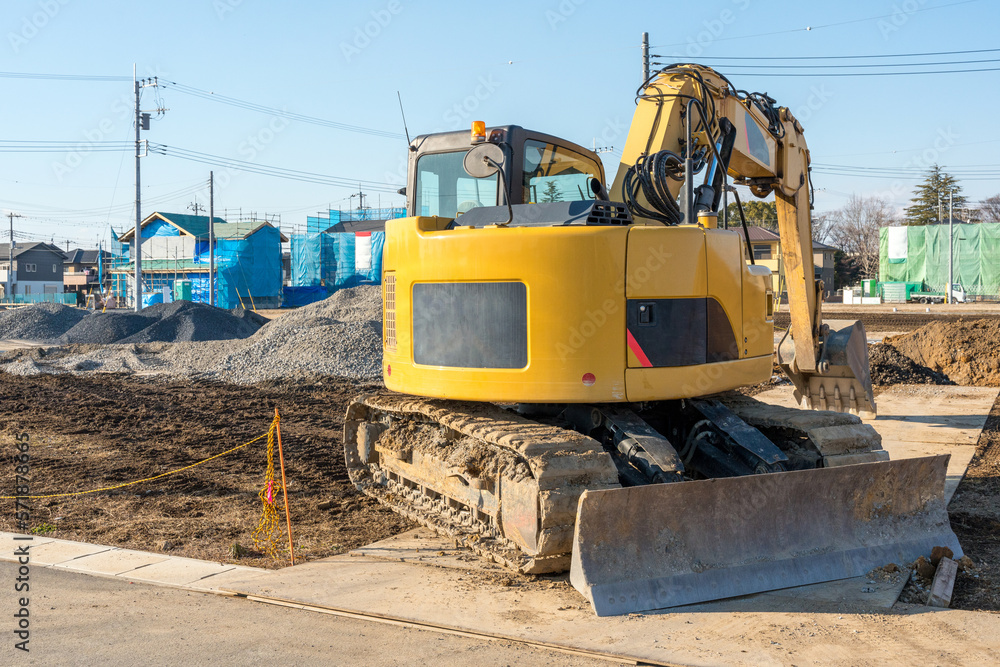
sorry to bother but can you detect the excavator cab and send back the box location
[406,125,605,218]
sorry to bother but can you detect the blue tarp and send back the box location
[282,286,328,307]
[214,226,283,308]
[290,231,384,291]
[144,219,181,237]
[142,292,164,307]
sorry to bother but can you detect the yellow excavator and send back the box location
[344,64,959,616]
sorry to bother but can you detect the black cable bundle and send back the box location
[621,150,686,225]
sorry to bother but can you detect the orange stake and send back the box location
[274,408,295,565]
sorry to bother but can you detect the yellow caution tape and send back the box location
[252,415,284,558]
[1,429,270,500]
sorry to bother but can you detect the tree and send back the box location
[829,194,896,280]
[811,212,834,244]
[724,200,778,230]
[903,165,966,225]
[980,194,1000,223]
[540,180,561,203]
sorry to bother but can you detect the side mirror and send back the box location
[463,142,505,178]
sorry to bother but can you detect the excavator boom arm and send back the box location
[609,64,874,415]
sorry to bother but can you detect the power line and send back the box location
[148,143,403,192]
[673,47,1000,61]
[162,81,404,140]
[0,71,130,82]
[689,57,1000,70]
[700,66,1000,77]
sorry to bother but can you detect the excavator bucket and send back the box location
[780,319,876,418]
[570,455,960,616]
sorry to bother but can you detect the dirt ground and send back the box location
[950,394,1000,611]
[775,310,1000,333]
[0,373,412,568]
[887,319,1000,386]
[2,368,998,612]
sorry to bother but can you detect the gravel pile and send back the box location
[203,286,383,383]
[0,303,88,340]
[0,286,385,384]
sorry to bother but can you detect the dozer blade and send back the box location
[779,319,876,418]
[570,455,960,616]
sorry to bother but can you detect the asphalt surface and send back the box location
[0,562,608,666]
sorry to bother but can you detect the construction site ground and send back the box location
[2,301,1000,664]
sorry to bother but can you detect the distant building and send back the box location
[812,240,837,296]
[735,226,837,297]
[741,226,781,292]
[112,212,288,309]
[64,248,110,299]
[322,219,387,234]
[0,242,67,299]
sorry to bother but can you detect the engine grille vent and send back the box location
[586,202,633,225]
[383,273,396,351]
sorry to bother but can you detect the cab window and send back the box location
[522,139,602,203]
[415,151,499,218]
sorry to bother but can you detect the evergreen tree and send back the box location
[724,200,778,230]
[903,165,966,225]
[540,180,562,203]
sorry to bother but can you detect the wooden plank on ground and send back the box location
[928,556,958,608]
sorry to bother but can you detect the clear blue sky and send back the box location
[1,0,997,248]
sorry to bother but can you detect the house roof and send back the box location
[0,242,67,259]
[737,227,839,252]
[117,212,288,243]
[117,212,229,242]
[64,248,109,264]
[323,219,387,234]
[742,225,781,242]
[213,222,289,242]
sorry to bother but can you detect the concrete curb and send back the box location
[0,532,268,594]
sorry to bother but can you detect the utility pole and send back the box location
[937,191,942,224]
[948,190,954,304]
[187,201,204,215]
[133,66,166,312]
[642,32,650,84]
[7,212,22,300]
[591,139,614,154]
[209,171,215,307]
[134,65,142,311]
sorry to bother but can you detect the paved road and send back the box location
[0,563,610,666]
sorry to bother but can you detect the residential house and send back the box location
[813,240,837,297]
[742,226,782,292]
[0,242,66,299]
[112,212,288,308]
[739,227,838,298]
[64,248,110,300]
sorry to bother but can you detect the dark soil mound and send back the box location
[889,319,1000,386]
[0,303,88,340]
[58,302,267,345]
[118,302,266,344]
[869,342,954,386]
[59,311,159,345]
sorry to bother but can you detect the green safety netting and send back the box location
[879,224,1000,297]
